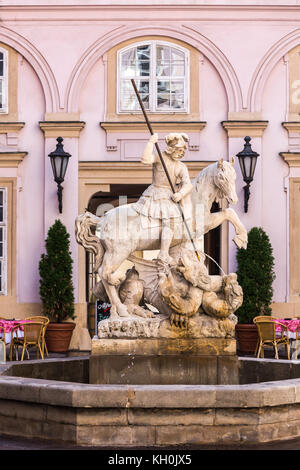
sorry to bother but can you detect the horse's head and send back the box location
[214,158,238,205]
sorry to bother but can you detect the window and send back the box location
[0,188,7,295]
[118,41,189,113]
[0,49,8,113]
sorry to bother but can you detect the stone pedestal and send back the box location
[90,314,239,385]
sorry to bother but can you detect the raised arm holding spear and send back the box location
[131,79,201,264]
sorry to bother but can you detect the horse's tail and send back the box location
[75,211,105,273]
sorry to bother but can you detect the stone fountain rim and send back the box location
[0,371,300,409]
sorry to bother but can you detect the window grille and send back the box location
[118,41,189,113]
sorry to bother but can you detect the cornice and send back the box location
[100,121,206,133]
[39,121,85,138]
[279,152,300,167]
[0,122,25,134]
[79,160,210,175]
[0,152,28,167]
[282,122,300,133]
[221,120,268,138]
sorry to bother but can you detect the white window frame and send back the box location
[0,188,7,295]
[117,40,190,114]
[0,48,8,114]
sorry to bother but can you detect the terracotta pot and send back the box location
[235,323,258,356]
[45,322,76,353]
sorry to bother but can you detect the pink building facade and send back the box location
[0,0,300,349]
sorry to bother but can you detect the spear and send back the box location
[131,78,201,262]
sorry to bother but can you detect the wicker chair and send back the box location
[25,316,49,357]
[9,322,44,361]
[253,316,290,360]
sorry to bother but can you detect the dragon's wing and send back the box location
[127,255,172,314]
[128,254,162,291]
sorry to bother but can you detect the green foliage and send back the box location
[39,219,75,323]
[236,226,275,324]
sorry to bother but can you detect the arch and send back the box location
[66,24,243,114]
[0,25,60,113]
[249,28,300,112]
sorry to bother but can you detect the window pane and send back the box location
[157,80,170,93]
[156,62,171,77]
[157,81,170,108]
[122,94,149,110]
[121,45,150,78]
[137,45,150,60]
[0,53,3,77]
[120,79,150,110]
[157,93,170,108]
[121,79,149,95]
[0,80,2,109]
[138,61,150,77]
[0,207,3,223]
[171,49,185,61]
[171,62,185,76]
[0,261,2,293]
[171,94,184,109]
[0,191,3,205]
[156,45,171,61]
[136,45,150,77]
[121,62,136,78]
[0,227,2,242]
[171,81,184,94]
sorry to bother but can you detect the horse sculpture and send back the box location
[75,158,247,319]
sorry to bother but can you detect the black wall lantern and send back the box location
[236,136,259,213]
[48,137,71,213]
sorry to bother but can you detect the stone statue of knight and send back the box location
[132,132,193,264]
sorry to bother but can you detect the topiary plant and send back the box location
[39,219,75,323]
[236,226,275,324]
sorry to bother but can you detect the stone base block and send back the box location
[89,353,239,385]
[90,337,238,385]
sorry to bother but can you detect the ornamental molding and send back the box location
[0,151,27,167]
[279,152,300,167]
[39,121,85,138]
[100,121,206,132]
[282,122,300,133]
[79,160,210,180]
[221,120,268,138]
[100,121,206,152]
[0,122,25,134]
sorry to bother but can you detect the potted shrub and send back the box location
[235,226,275,355]
[39,219,76,353]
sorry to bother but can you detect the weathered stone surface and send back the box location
[1,361,300,447]
[76,424,156,447]
[92,337,237,356]
[128,408,215,426]
[97,313,237,339]
[90,354,224,385]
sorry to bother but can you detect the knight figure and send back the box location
[132,132,193,265]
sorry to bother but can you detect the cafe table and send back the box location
[0,319,32,353]
[274,318,300,359]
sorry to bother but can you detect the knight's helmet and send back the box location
[165,133,189,155]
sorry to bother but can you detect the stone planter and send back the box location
[45,322,76,353]
[235,323,258,356]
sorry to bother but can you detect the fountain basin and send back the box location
[1,356,300,447]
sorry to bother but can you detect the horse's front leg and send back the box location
[204,208,247,249]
